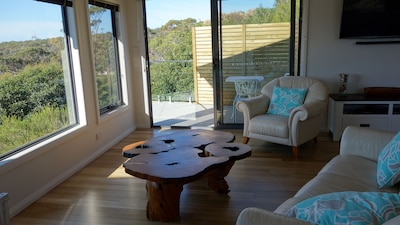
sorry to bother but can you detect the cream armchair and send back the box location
[236,76,328,158]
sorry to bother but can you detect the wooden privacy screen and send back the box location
[192,22,292,105]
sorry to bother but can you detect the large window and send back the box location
[89,1,123,114]
[0,0,77,159]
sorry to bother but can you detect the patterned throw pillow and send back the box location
[377,131,400,188]
[267,86,308,116]
[286,191,400,225]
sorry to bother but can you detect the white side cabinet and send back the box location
[328,94,400,141]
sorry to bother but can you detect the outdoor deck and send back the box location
[152,101,243,127]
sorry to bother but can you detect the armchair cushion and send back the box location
[267,86,308,116]
[249,114,289,138]
[377,131,400,188]
[287,191,400,225]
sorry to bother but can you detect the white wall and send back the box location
[0,0,145,217]
[305,0,400,94]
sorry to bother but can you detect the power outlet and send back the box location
[96,132,102,140]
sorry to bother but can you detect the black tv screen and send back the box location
[340,0,400,39]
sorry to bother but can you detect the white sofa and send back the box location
[236,126,400,225]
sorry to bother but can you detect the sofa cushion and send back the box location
[275,197,309,215]
[293,156,398,199]
[273,155,399,215]
[377,131,400,188]
[293,173,397,201]
[287,191,400,225]
[276,175,398,215]
[318,155,380,187]
[383,215,400,225]
[267,86,307,116]
[237,207,315,225]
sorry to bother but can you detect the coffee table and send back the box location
[122,129,251,222]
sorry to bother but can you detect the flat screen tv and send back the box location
[340,0,400,39]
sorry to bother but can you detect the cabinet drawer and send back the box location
[389,116,400,132]
[342,117,388,131]
[343,104,389,114]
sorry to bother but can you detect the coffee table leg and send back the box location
[207,161,234,194]
[146,181,183,222]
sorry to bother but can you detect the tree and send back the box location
[0,38,62,74]
[88,5,110,74]
[89,5,106,37]
[221,11,247,25]
[0,62,65,119]
[271,0,291,22]
[148,18,197,97]
[246,5,274,24]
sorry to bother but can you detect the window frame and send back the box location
[88,0,124,115]
[0,0,80,161]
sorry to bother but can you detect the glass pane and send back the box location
[0,0,77,157]
[220,0,296,124]
[146,0,213,127]
[89,5,122,112]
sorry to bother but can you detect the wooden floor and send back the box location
[11,128,340,225]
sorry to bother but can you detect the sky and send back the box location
[0,0,63,42]
[0,0,275,43]
[146,0,274,28]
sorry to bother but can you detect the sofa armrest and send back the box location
[340,126,396,161]
[236,208,314,225]
[383,215,400,225]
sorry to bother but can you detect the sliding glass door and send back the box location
[212,0,301,126]
[143,0,301,128]
[144,0,213,128]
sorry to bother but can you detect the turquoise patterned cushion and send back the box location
[377,131,400,188]
[267,86,308,116]
[287,192,400,225]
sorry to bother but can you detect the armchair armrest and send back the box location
[340,126,396,162]
[237,95,269,138]
[236,208,314,225]
[289,101,326,122]
[236,94,270,119]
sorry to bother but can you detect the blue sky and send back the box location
[0,0,275,42]
[0,0,63,42]
[146,0,275,28]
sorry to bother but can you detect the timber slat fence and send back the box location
[192,22,291,105]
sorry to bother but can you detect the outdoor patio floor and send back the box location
[152,101,244,127]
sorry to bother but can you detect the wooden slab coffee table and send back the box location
[122,129,251,222]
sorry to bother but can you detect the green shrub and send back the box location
[0,106,69,156]
[0,62,66,119]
